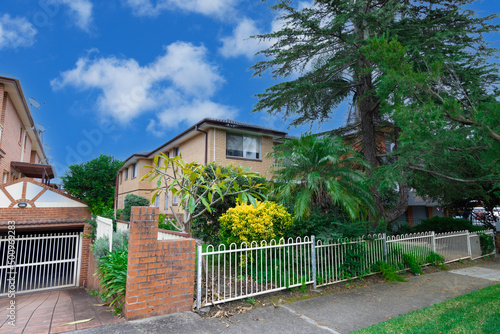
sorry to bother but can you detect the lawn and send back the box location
[351,284,500,334]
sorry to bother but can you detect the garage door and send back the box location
[0,232,82,296]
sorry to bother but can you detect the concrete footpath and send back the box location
[69,260,500,334]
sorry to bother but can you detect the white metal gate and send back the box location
[0,232,82,296]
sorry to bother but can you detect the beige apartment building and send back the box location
[0,75,54,184]
[116,118,287,214]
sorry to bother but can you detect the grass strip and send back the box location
[351,283,500,334]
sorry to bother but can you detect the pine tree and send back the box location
[251,0,499,223]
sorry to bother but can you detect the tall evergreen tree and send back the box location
[251,0,499,223]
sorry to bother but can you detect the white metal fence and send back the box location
[196,230,495,308]
[0,232,82,296]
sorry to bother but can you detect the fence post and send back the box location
[431,231,436,253]
[467,231,472,259]
[311,235,317,290]
[196,244,202,310]
[382,233,387,262]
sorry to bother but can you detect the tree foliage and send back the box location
[252,0,499,223]
[269,134,376,220]
[364,35,500,221]
[122,194,150,222]
[142,155,267,233]
[61,154,123,215]
[191,162,268,244]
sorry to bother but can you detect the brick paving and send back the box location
[0,288,124,334]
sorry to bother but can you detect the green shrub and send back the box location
[96,246,128,309]
[402,253,422,275]
[425,251,447,270]
[122,194,150,221]
[84,218,97,241]
[158,213,178,231]
[286,205,380,241]
[414,216,486,234]
[387,221,414,235]
[218,201,292,245]
[91,231,129,264]
[372,261,407,282]
[478,232,495,255]
[338,242,371,279]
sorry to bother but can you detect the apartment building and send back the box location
[0,75,54,184]
[116,118,287,214]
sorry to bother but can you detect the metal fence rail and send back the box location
[198,237,313,307]
[196,229,496,308]
[316,235,385,286]
[0,232,82,295]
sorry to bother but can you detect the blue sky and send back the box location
[1,0,498,180]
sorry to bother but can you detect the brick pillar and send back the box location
[124,207,196,320]
[407,206,414,227]
[426,206,433,219]
[80,223,92,286]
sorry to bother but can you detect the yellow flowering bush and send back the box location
[218,201,292,245]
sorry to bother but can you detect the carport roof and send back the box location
[11,161,55,179]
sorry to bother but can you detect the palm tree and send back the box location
[269,134,376,220]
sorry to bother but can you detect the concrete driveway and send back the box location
[0,288,124,334]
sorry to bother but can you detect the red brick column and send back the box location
[124,207,196,320]
[80,223,92,287]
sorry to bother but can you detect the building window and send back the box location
[173,195,179,205]
[132,163,137,178]
[165,194,169,213]
[120,171,122,184]
[2,172,8,184]
[0,124,3,141]
[174,147,179,157]
[226,133,261,159]
[154,194,160,207]
[125,168,128,180]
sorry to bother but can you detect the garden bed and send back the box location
[195,256,498,319]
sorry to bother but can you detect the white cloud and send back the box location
[147,100,237,136]
[219,1,316,60]
[219,17,270,59]
[123,0,236,19]
[219,15,285,59]
[49,0,93,32]
[0,14,37,50]
[51,42,235,132]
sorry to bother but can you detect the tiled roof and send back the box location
[201,118,286,134]
[124,118,288,163]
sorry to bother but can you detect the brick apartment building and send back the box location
[116,118,287,215]
[0,75,91,296]
[0,75,54,183]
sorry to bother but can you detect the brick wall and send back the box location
[209,128,275,179]
[0,86,44,183]
[80,223,92,287]
[85,245,101,292]
[0,207,91,221]
[124,206,196,320]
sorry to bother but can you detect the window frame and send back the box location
[226,132,261,160]
[132,163,137,178]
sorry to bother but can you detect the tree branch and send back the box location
[408,165,495,183]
